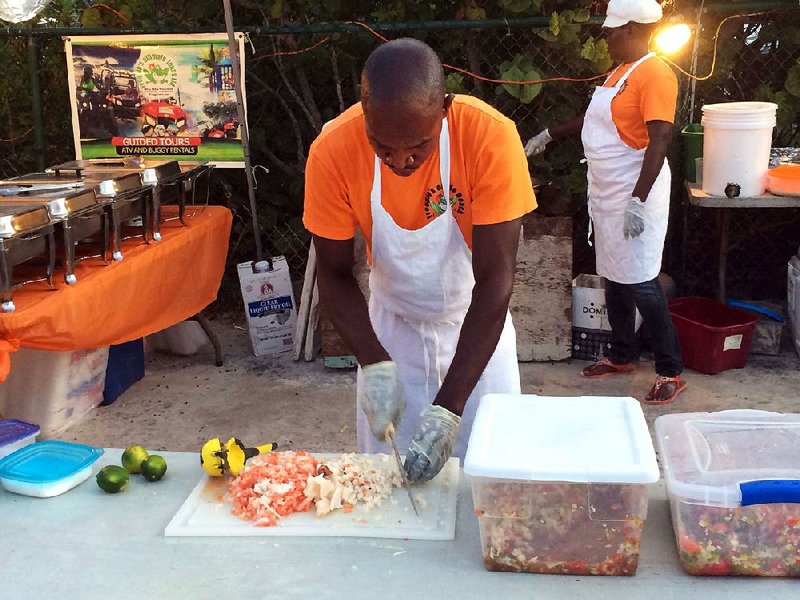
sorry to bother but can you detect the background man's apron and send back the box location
[581,52,671,285]
[356,118,521,460]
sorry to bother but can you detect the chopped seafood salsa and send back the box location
[675,502,800,577]
[227,452,402,527]
[475,482,646,576]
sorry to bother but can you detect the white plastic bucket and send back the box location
[701,102,777,197]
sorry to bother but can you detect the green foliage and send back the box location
[580,36,613,73]
[497,55,543,103]
[445,72,466,93]
[0,0,798,292]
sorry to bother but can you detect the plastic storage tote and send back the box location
[0,419,40,460]
[0,347,109,437]
[464,394,660,576]
[656,410,800,577]
[669,297,759,374]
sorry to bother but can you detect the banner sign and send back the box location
[64,34,247,167]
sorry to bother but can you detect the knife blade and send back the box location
[387,429,420,517]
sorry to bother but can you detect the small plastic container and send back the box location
[464,395,660,576]
[669,297,760,374]
[656,410,800,577]
[0,419,40,460]
[767,165,800,197]
[0,440,103,498]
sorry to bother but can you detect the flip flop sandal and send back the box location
[581,357,638,379]
[644,376,688,405]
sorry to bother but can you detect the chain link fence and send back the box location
[1,4,799,306]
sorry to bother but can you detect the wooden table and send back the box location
[684,182,800,301]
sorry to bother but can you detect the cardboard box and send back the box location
[238,256,297,356]
[572,274,642,332]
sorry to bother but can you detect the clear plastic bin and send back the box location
[465,395,659,576]
[656,410,800,577]
[0,347,109,437]
[472,478,649,575]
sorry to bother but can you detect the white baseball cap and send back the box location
[603,0,663,28]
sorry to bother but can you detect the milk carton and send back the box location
[237,256,297,356]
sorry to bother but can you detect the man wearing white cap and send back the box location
[526,0,687,405]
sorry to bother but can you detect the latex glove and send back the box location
[404,405,461,484]
[359,361,406,442]
[623,197,646,240]
[524,128,552,157]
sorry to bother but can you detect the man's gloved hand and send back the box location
[403,405,461,484]
[623,197,646,240]
[524,128,552,157]
[359,361,406,443]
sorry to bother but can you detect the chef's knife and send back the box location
[386,425,420,517]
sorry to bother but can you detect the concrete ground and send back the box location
[64,313,800,454]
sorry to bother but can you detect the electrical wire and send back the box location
[660,11,770,81]
[346,20,610,85]
[258,12,779,88]
[0,127,32,143]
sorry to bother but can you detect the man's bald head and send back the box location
[361,38,446,113]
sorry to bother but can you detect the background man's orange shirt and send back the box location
[303,95,536,259]
[604,56,678,150]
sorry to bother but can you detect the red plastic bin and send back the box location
[669,297,760,375]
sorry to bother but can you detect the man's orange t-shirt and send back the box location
[303,95,536,258]
[604,56,678,150]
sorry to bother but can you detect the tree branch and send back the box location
[263,145,301,177]
[294,65,323,132]
[330,45,345,113]
[249,70,307,166]
[270,38,320,133]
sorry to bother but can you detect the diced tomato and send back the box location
[679,535,702,554]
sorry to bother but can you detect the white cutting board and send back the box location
[164,456,460,540]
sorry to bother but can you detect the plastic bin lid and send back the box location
[0,419,40,447]
[464,394,659,484]
[0,440,103,484]
[655,410,800,508]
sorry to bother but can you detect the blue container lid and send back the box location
[0,419,40,447]
[0,441,103,484]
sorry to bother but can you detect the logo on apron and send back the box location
[424,184,464,218]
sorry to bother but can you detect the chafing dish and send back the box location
[0,186,107,285]
[82,172,152,261]
[0,203,56,312]
[0,173,84,186]
[48,159,211,240]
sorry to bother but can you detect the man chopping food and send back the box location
[303,38,536,483]
[526,0,686,405]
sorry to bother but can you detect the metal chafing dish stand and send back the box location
[83,172,152,261]
[48,158,212,242]
[0,203,56,312]
[0,185,108,285]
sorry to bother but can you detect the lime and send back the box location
[141,455,167,482]
[121,445,149,474]
[96,465,130,493]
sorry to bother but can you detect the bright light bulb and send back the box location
[655,23,692,55]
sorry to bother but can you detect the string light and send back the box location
[654,23,692,55]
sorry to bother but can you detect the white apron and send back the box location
[581,52,671,285]
[356,117,520,460]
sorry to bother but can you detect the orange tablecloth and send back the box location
[0,205,232,379]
